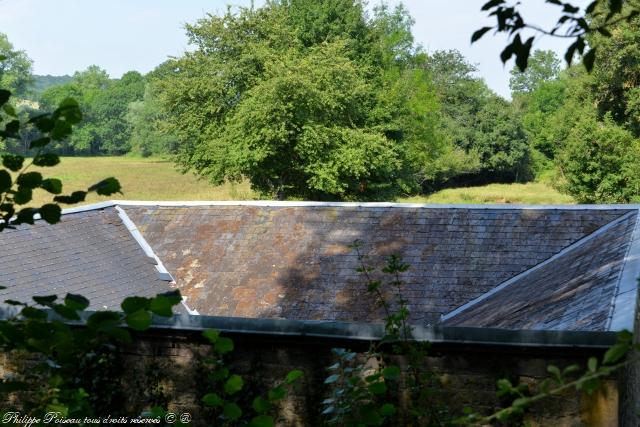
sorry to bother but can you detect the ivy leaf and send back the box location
[202,393,223,407]
[285,369,303,384]
[324,374,340,384]
[215,336,234,354]
[202,329,219,344]
[382,365,401,380]
[249,415,274,427]
[368,381,387,395]
[268,385,286,402]
[379,403,396,417]
[223,374,244,395]
[252,396,271,414]
[223,402,242,420]
[603,343,630,365]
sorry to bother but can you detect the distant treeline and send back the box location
[0,0,638,202]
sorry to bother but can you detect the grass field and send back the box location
[26,156,573,207]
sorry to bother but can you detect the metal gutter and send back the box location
[608,210,640,331]
[0,304,616,349]
[58,200,640,215]
[441,210,638,323]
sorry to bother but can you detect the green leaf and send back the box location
[39,204,61,224]
[0,89,10,106]
[4,120,19,135]
[215,336,234,354]
[471,27,492,43]
[202,393,223,407]
[13,207,37,224]
[368,381,387,395]
[41,178,63,194]
[582,48,597,72]
[285,369,303,384]
[0,170,11,192]
[13,186,32,205]
[223,402,242,420]
[17,172,42,189]
[32,295,57,306]
[379,403,396,417]
[252,396,271,414]
[223,374,244,395]
[56,98,82,124]
[2,154,24,172]
[202,329,220,344]
[54,191,87,204]
[121,296,150,314]
[268,385,286,402]
[32,153,60,167]
[249,415,274,427]
[125,309,152,331]
[603,343,630,365]
[64,293,90,311]
[53,304,81,320]
[21,306,48,320]
[88,177,121,196]
[3,104,17,117]
[382,365,401,380]
[149,295,174,317]
[156,290,182,305]
[29,137,51,149]
[588,357,598,373]
[359,404,383,426]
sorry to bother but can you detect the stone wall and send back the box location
[117,329,618,427]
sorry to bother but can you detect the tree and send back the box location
[156,1,441,200]
[557,113,640,202]
[39,67,145,155]
[0,33,33,98]
[509,49,561,95]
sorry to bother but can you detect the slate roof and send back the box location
[2,201,638,333]
[121,202,636,329]
[0,207,176,311]
[442,211,639,331]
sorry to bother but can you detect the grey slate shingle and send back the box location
[123,205,631,326]
[0,207,174,310]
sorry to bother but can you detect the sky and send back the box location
[0,0,587,98]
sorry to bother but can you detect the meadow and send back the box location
[29,156,574,207]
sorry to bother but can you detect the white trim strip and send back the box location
[608,212,640,331]
[59,200,640,215]
[114,206,172,281]
[441,210,639,323]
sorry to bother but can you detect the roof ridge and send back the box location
[58,200,640,214]
[440,210,639,323]
[114,206,199,316]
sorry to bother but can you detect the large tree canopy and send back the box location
[0,33,33,98]
[155,0,441,200]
